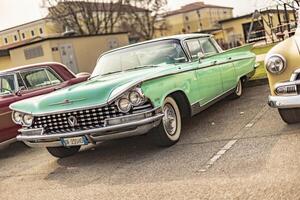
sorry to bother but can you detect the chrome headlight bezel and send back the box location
[12,111,24,125]
[115,86,145,113]
[266,54,287,75]
[117,98,132,113]
[23,114,34,126]
[12,111,33,127]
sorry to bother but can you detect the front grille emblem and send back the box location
[67,116,78,127]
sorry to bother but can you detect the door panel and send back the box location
[220,59,236,92]
[59,44,78,73]
[196,60,223,105]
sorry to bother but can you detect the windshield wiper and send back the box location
[89,71,122,80]
[124,65,159,72]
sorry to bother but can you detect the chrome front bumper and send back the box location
[17,108,163,148]
[268,70,300,109]
[268,95,300,109]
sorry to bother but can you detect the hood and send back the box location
[10,66,178,115]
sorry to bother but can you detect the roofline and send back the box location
[101,34,211,56]
[4,32,128,51]
[0,62,75,76]
[219,9,296,23]
[165,5,233,17]
[0,18,49,34]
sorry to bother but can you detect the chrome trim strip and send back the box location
[290,68,300,81]
[17,113,164,141]
[105,108,159,122]
[0,137,17,149]
[191,86,236,108]
[11,54,254,116]
[0,111,12,117]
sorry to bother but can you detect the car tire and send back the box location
[278,108,300,124]
[152,97,182,147]
[46,146,80,158]
[230,79,243,99]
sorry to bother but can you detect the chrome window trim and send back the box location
[0,73,18,94]
[18,66,63,90]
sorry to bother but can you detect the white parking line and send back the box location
[198,105,270,172]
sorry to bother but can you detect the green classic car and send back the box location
[10,34,256,158]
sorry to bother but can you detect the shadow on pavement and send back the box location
[0,142,30,159]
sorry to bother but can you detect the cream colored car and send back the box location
[267,30,300,124]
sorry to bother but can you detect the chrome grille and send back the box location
[30,101,153,134]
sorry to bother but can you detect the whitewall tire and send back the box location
[152,97,182,147]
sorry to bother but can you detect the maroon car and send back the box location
[0,62,90,145]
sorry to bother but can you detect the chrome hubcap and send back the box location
[236,81,242,95]
[163,103,177,136]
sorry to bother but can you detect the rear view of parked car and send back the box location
[0,62,90,145]
[10,34,256,158]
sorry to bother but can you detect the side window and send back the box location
[45,69,62,85]
[17,73,26,89]
[186,39,202,61]
[19,68,62,90]
[0,74,15,95]
[199,38,218,56]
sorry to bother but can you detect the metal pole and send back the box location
[284,3,291,35]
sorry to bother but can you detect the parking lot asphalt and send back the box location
[1,84,300,200]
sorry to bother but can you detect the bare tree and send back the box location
[43,0,125,35]
[123,0,167,40]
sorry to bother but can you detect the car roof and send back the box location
[0,62,66,75]
[104,33,211,55]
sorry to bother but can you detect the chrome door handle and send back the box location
[212,60,217,65]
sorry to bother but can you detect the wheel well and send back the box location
[168,91,191,119]
[240,75,248,85]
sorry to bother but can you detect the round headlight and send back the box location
[13,111,23,124]
[266,55,286,74]
[129,91,142,106]
[23,114,33,126]
[117,98,132,113]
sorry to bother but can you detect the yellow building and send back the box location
[218,9,297,47]
[0,18,62,48]
[156,1,233,37]
[0,32,129,73]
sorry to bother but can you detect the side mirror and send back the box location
[197,52,205,62]
[15,86,26,96]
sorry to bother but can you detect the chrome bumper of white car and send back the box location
[268,73,300,109]
[268,95,300,109]
[17,108,163,148]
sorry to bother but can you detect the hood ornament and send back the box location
[49,98,87,106]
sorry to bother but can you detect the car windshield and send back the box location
[91,40,187,77]
[0,74,15,96]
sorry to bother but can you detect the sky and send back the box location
[0,0,277,31]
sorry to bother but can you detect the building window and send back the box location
[31,30,35,37]
[22,33,26,39]
[4,38,8,44]
[39,28,43,34]
[14,35,18,41]
[187,25,191,31]
[24,46,44,60]
[185,16,189,21]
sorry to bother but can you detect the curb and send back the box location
[246,78,268,88]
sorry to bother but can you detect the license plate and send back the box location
[61,136,88,147]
